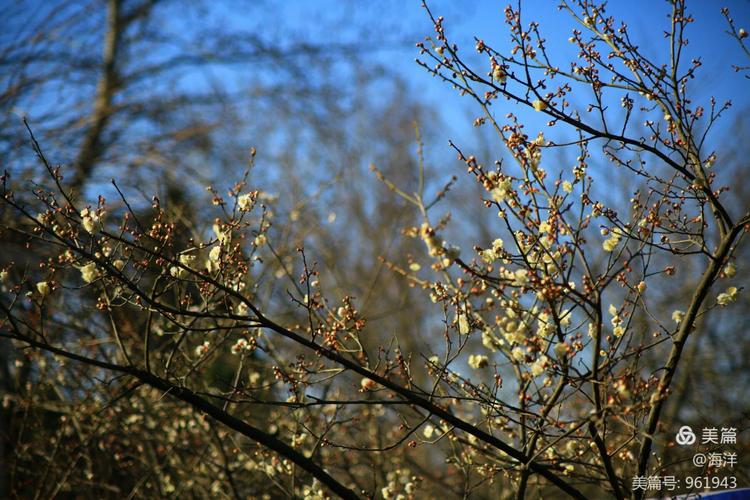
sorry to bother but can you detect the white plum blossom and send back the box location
[559,309,571,327]
[716,287,738,306]
[80,207,104,234]
[491,177,512,203]
[179,252,196,267]
[512,269,529,287]
[511,347,525,362]
[457,312,471,334]
[468,354,489,369]
[230,338,251,355]
[482,328,502,352]
[36,281,51,297]
[254,234,267,247]
[170,266,187,279]
[80,262,100,283]
[235,302,249,316]
[237,193,253,211]
[419,222,443,257]
[723,262,736,278]
[492,65,507,83]
[209,246,222,262]
[360,377,377,391]
[602,231,621,252]
[530,355,548,377]
[480,239,504,262]
[532,99,547,111]
[672,310,685,324]
[195,341,210,357]
[213,222,231,245]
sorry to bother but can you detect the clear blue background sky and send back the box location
[242,0,750,143]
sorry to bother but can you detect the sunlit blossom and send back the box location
[209,246,222,262]
[230,338,251,355]
[36,281,51,297]
[80,207,104,234]
[723,262,736,278]
[492,65,507,83]
[511,347,525,362]
[717,286,738,306]
[532,99,547,111]
[491,177,512,203]
[530,355,548,377]
[672,310,684,323]
[79,262,100,283]
[195,341,210,357]
[602,232,621,252]
[237,193,253,211]
[457,312,471,334]
[468,354,489,369]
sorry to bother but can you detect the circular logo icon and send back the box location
[676,425,696,445]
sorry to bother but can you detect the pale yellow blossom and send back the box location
[195,341,210,357]
[230,338,250,355]
[491,177,512,203]
[602,233,621,252]
[723,262,736,278]
[213,223,231,245]
[492,65,507,83]
[360,377,377,391]
[80,207,104,234]
[235,302,249,316]
[530,355,548,377]
[468,354,489,369]
[717,287,738,306]
[209,246,222,262]
[457,313,471,334]
[170,266,187,279]
[36,281,51,297]
[237,193,253,211]
[672,310,684,323]
[511,347,525,362]
[80,262,100,283]
[532,99,547,112]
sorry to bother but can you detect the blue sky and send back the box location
[8,0,749,209]
[240,0,750,138]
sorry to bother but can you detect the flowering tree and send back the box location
[1,1,749,498]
